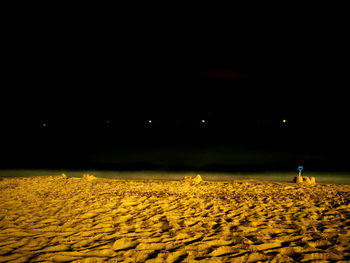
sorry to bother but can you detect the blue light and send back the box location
[298,166,303,173]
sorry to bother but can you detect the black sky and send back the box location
[5,11,347,124]
[1,5,349,171]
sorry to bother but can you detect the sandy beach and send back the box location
[0,175,349,262]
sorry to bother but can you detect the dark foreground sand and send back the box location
[0,175,349,262]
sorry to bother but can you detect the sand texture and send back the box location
[0,175,350,262]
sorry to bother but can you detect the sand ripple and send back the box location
[0,175,349,262]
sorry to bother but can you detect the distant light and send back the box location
[106,120,111,124]
[42,123,47,127]
[282,119,287,123]
[202,120,206,123]
[148,120,152,123]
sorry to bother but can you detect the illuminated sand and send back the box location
[0,175,349,262]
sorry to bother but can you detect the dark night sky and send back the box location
[4,10,347,124]
[1,6,349,171]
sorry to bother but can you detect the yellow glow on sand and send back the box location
[1,174,349,261]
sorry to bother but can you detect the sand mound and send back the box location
[82,174,97,181]
[0,175,349,262]
[181,174,202,184]
[294,176,316,184]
